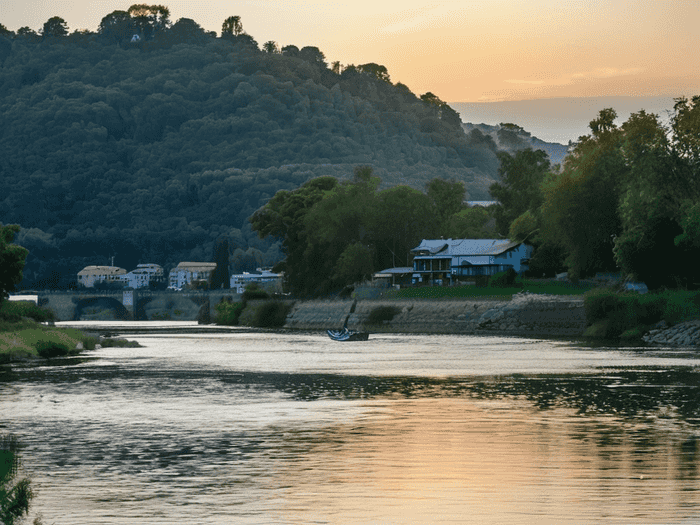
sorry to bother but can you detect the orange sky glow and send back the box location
[3,0,699,103]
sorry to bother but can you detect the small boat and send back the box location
[327,328,369,341]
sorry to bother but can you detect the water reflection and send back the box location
[2,330,700,524]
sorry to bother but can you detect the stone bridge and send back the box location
[39,290,240,321]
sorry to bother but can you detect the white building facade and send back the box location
[77,266,128,288]
[230,269,282,293]
[168,262,217,289]
[121,264,165,289]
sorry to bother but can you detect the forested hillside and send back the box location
[0,11,553,288]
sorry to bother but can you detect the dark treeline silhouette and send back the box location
[0,8,546,288]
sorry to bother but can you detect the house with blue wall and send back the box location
[411,239,533,285]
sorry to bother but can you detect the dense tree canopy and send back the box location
[0,11,517,289]
[251,169,468,296]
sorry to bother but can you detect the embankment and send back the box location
[284,292,588,337]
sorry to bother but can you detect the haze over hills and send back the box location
[452,96,680,145]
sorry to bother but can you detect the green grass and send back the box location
[0,316,101,362]
[385,279,594,299]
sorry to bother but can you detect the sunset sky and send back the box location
[3,1,699,141]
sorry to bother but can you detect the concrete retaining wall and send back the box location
[284,293,587,337]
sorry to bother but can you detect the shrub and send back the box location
[35,340,70,358]
[489,268,519,288]
[0,301,54,323]
[242,283,270,301]
[662,291,700,325]
[250,300,293,328]
[215,300,245,326]
[583,288,622,324]
[366,305,400,324]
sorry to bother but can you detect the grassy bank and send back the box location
[0,300,136,362]
[583,288,700,340]
[384,278,594,300]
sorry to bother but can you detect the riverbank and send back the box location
[283,292,588,337]
[281,292,700,345]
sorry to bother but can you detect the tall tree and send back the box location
[0,225,28,306]
[41,16,68,37]
[539,109,627,280]
[221,15,243,38]
[98,10,133,44]
[127,4,170,39]
[425,178,466,231]
[298,46,327,68]
[490,148,550,235]
[210,237,230,289]
[357,63,390,83]
[262,40,278,53]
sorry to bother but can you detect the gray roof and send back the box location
[411,239,522,257]
[374,267,414,275]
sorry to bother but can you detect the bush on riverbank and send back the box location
[0,301,55,324]
[366,305,400,324]
[583,288,700,340]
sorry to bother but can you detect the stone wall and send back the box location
[284,292,587,337]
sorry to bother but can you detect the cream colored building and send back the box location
[121,264,165,289]
[168,262,217,289]
[77,266,127,288]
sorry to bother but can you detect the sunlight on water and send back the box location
[3,324,700,524]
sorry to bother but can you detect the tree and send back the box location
[0,23,12,36]
[490,148,550,235]
[221,16,243,38]
[41,16,68,38]
[169,17,206,44]
[331,61,341,75]
[16,27,37,38]
[357,63,390,83]
[0,225,28,306]
[281,44,299,57]
[539,109,626,280]
[613,110,694,288]
[98,10,133,44]
[298,46,327,68]
[250,177,339,296]
[262,40,278,54]
[127,4,170,40]
[210,237,230,289]
[1,434,33,525]
[425,178,466,230]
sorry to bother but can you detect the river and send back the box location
[2,321,700,524]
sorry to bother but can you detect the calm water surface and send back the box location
[2,321,700,524]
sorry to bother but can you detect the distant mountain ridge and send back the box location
[462,122,569,166]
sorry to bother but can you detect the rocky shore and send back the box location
[642,320,700,347]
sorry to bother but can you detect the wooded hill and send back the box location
[0,15,560,288]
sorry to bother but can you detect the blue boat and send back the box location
[327,328,369,341]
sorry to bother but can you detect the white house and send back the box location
[120,264,165,289]
[168,262,217,289]
[230,269,282,293]
[77,266,128,288]
[411,239,533,285]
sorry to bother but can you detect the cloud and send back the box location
[569,67,644,81]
